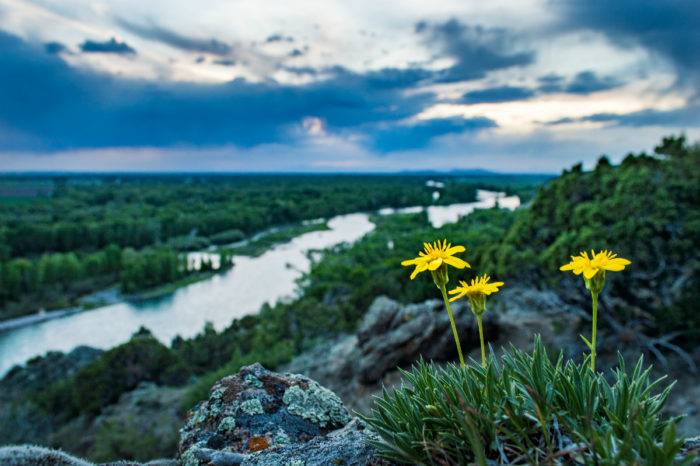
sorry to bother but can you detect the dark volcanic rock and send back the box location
[178,363,386,466]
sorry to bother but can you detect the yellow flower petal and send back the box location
[410,263,428,280]
[428,258,443,270]
[443,256,470,269]
[583,268,598,279]
[445,245,465,255]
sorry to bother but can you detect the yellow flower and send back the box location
[401,239,470,280]
[448,275,504,303]
[559,250,631,280]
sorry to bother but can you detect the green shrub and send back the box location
[90,417,177,463]
[363,337,690,465]
[37,329,190,418]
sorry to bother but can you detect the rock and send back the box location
[0,346,103,446]
[1,346,103,401]
[356,297,497,383]
[284,287,582,412]
[0,445,176,466]
[178,363,385,466]
[0,445,93,466]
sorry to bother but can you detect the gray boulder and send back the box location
[284,287,582,412]
[178,363,386,466]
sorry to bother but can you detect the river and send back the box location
[0,190,519,376]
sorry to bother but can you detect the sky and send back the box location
[0,0,698,172]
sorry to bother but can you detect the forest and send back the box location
[0,174,545,319]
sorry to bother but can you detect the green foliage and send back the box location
[120,247,186,293]
[90,417,177,463]
[37,329,190,418]
[482,136,700,339]
[363,338,690,465]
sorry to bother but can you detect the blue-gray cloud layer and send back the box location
[416,19,535,82]
[1,30,476,152]
[557,0,700,91]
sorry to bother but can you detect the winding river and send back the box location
[0,190,519,376]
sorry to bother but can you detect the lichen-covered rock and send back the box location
[0,445,176,466]
[178,363,385,466]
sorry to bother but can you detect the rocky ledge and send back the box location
[284,286,583,412]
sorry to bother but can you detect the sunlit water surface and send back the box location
[0,191,519,375]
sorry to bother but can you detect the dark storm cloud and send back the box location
[537,74,564,93]
[563,71,621,94]
[118,19,231,55]
[536,71,623,95]
[80,37,135,54]
[461,86,535,103]
[548,105,700,127]
[44,41,66,55]
[459,71,622,105]
[416,19,535,83]
[557,1,700,89]
[0,30,479,153]
[582,106,700,127]
[371,117,496,152]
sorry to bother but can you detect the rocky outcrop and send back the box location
[0,346,103,446]
[0,346,102,401]
[178,363,386,466]
[284,286,582,411]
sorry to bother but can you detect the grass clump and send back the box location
[363,337,690,465]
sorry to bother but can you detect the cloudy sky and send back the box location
[0,0,698,172]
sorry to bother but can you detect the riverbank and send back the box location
[0,221,331,331]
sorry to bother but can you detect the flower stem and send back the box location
[439,285,465,368]
[590,291,598,371]
[476,315,486,368]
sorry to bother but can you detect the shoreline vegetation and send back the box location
[0,221,333,330]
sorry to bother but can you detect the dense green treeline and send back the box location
[482,135,700,339]
[0,175,484,259]
[0,245,196,317]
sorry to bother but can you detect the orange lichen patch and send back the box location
[248,436,270,452]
